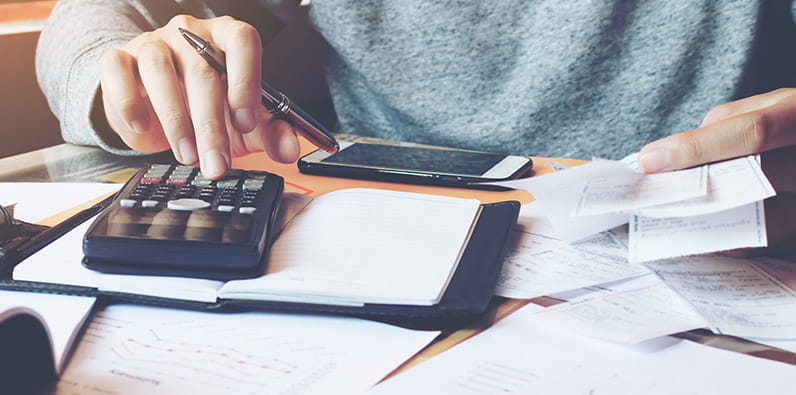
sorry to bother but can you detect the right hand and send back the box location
[638,88,796,256]
[99,15,301,179]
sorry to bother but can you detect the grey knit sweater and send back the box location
[36,0,796,160]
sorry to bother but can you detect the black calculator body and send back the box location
[82,164,284,280]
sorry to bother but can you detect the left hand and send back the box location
[638,88,796,256]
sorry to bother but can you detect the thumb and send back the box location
[639,101,796,173]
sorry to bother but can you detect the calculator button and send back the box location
[174,165,194,173]
[140,176,163,183]
[239,207,257,214]
[141,200,159,208]
[119,199,137,208]
[243,181,265,190]
[216,179,239,189]
[217,205,235,212]
[191,178,213,187]
[167,177,189,185]
[167,198,212,211]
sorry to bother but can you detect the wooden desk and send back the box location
[1,141,793,380]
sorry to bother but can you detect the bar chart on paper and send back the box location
[56,305,438,394]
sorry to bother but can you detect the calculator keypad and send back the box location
[83,164,284,280]
[120,165,269,215]
[99,164,283,244]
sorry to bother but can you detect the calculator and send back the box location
[82,164,284,280]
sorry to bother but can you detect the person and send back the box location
[35,0,796,254]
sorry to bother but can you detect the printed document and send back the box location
[628,202,767,262]
[370,304,795,395]
[530,274,707,343]
[644,255,796,340]
[496,202,648,299]
[490,155,774,262]
[57,304,438,394]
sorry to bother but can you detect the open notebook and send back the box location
[3,188,519,322]
[0,291,95,384]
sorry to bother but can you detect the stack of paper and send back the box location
[491,154,775,262]
[371,304,795,395]
[489,157,796,344]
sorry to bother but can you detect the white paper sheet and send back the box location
[644,255,796,340]
[219,189,481,306]
[489,162,629,241]
[490,155,773,262]
[638,156,775,218]
[13,220,226,303]
[0,182,121,223]
[496,203,646,299]
[57,304,439,395]
[628,201,768,262]
[371,304,796,395]
[574,162,706,216]
[530,274,708,343]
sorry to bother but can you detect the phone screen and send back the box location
[321,144,507,176]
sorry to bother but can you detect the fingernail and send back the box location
[203,149,229,179]
[233,108,256,133]
[177,138,197,164]
[639,147,671,173]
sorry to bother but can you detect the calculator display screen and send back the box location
[100,207,252,244]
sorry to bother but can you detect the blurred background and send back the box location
[0,0,334,159]
[0,0,61,158]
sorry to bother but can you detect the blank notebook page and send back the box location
[218,188,481,306]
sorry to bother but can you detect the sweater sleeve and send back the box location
[35,0,216,155]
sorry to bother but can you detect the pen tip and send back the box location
[177,26,186,34]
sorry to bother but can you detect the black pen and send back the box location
[0,192,117,273]
[178,27,339,154]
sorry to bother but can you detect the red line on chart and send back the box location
[124,338,293,374]
[286,181,314,195]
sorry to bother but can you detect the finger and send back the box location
[701,89,796,127]
[210,16,263,134]
[639,98,796,173]
[250,110,301,163]
[136,40,198,165]
[179,45,231,179]
[99,49,166,152]
[225,109,252,158]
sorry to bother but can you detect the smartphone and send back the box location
[298,141,533,188]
